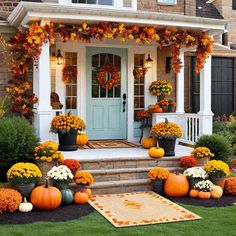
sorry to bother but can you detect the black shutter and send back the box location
[233,0,236,10]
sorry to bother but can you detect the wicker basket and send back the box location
[36,160,58,185]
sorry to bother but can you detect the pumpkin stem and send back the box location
[23,197,27,203]
[45,177,50,188]
[165,118,169,124]
[68,111,71,116]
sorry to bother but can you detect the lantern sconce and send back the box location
[144,54,153,69]
[56,49,63,65]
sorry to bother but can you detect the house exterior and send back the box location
[0,0,227,144]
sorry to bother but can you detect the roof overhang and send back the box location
[8,2,227,36]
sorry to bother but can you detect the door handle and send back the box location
[123,93,127,112]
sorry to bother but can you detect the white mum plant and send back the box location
[195,180,214,192]
[47,165,73,183]
[183,167,208,180]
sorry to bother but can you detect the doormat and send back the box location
[78,140,138,149]
[89,191,201,228]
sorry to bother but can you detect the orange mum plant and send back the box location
[151,118,182,140]
[0,188,22,214]
[74,171,94,186]
[148,167,170,181]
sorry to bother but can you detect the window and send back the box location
[65,53,77,114]
[222,33,228,46]
[158,0,177,4]
[134,54,145,122]
[123,0,132,7]
[72,0,112,5]
[233,0,236,10]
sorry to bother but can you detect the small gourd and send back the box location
[189,189,199,198]
[211,185,223,199]
[19,197,33,213]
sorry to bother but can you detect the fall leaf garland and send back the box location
[3,22,213,118]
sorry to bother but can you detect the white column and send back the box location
[33,42,53,142]
[198,56,213,135]
[176,51,185,114]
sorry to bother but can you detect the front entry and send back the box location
[86,47,127,140]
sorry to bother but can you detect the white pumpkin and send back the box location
[19,197,33,212]
[211,185,223,199]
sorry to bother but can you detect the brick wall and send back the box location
[0,0,20,20]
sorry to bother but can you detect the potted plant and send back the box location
[136,110,151,126]
[191,147,214,166]
[204,160,230,189]
[183,167,208,189]
[168,100,176,112]
[179,156,197,169]
[150,118,182,156]
[194,180,214,199]
[147,167,169,195]
[47,165,74,190]
[149,80,172,102]
[74,171,94,191]
[7,163,42,199]
[158,99,169,113]
[51,112,86,151]
[34,141,64,185]
[60,159,81,175]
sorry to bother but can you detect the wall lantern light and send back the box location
[56,49,63,65]
[144,54,153,69]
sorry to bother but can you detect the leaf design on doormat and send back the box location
[123,200,142,209]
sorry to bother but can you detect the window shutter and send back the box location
[233,0,236,10]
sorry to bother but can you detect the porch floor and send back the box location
[62,144,193,161]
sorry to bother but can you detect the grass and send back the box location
[0,204,235,236]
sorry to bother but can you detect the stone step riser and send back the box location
[80,159,180,170]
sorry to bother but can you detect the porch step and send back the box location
[79,156,182,170]
[80,167,184,182]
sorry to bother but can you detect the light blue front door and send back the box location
[86,47,127,140]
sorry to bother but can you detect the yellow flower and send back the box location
[148,167,169,181]
[204,160,230,177]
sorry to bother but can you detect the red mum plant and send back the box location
[180,156,197,168]
[60,159,81,174]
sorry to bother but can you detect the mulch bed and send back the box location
[0,195,235,225]
[0,204,94,225]
[168,195,236,208]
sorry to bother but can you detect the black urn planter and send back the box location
[158,138,176,156]
[152,180,165,195]
[58,130,78,151]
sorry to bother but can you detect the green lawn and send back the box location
[0,204,235,236]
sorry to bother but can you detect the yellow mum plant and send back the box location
[148,167,170,181]
[204,160,230,178]
[191,147,214,159]
[51,112,85,134]
[7,163,42,184]
[74,171,94,186]
[149,80,172,97]
[151,118,182,140]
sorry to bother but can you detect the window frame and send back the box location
[157,0,177,5]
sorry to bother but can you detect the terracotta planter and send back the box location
[152,180,165,195]
[157,138,176,156]
[197,157,210,167]
[211,177,226,189]
[58,129,78,151]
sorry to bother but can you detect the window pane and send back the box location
[100,87,106,98]
[92,71,98,85]
[98,0,112,5]
[123,0,131,7]
[92,85,99,98]
[87,0,97,4]
[108,88,113,98]
[115,85,121,97]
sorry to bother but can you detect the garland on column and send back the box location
[0,22,213,118]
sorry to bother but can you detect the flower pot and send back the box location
[168,106,176,113]
[188,178,202,190]
[53,181,69,190]
[162,106,169,113]
[58,129,78,151]
[36,160,58,185]
[197,157,210,167]
[157,138,176,156]
[76,184,87,192]
[152,180,164,195]
[210,177,226,189]
[14,183,35,199]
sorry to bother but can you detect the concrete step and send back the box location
[79,156,182,170]
[80,167,185,182]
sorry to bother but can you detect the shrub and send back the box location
[195,134,232,164]
[0,188,22,214]
[0,117,39,181]
[227,121,236,155]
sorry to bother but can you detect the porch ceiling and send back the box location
[8,2,226,36]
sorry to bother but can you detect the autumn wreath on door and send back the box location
[62,65,77,83]
[96,63,121,90]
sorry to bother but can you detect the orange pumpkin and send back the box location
[189,189,199,198]
[141,137,157,149]
[198,191,211,199]
[82,188,92,198]
[148,147,165,158]
[30,179,62,210]
[74,192,89,204]
[164,173,189,197]
[153,107,163,113]
[76,133,89,146]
